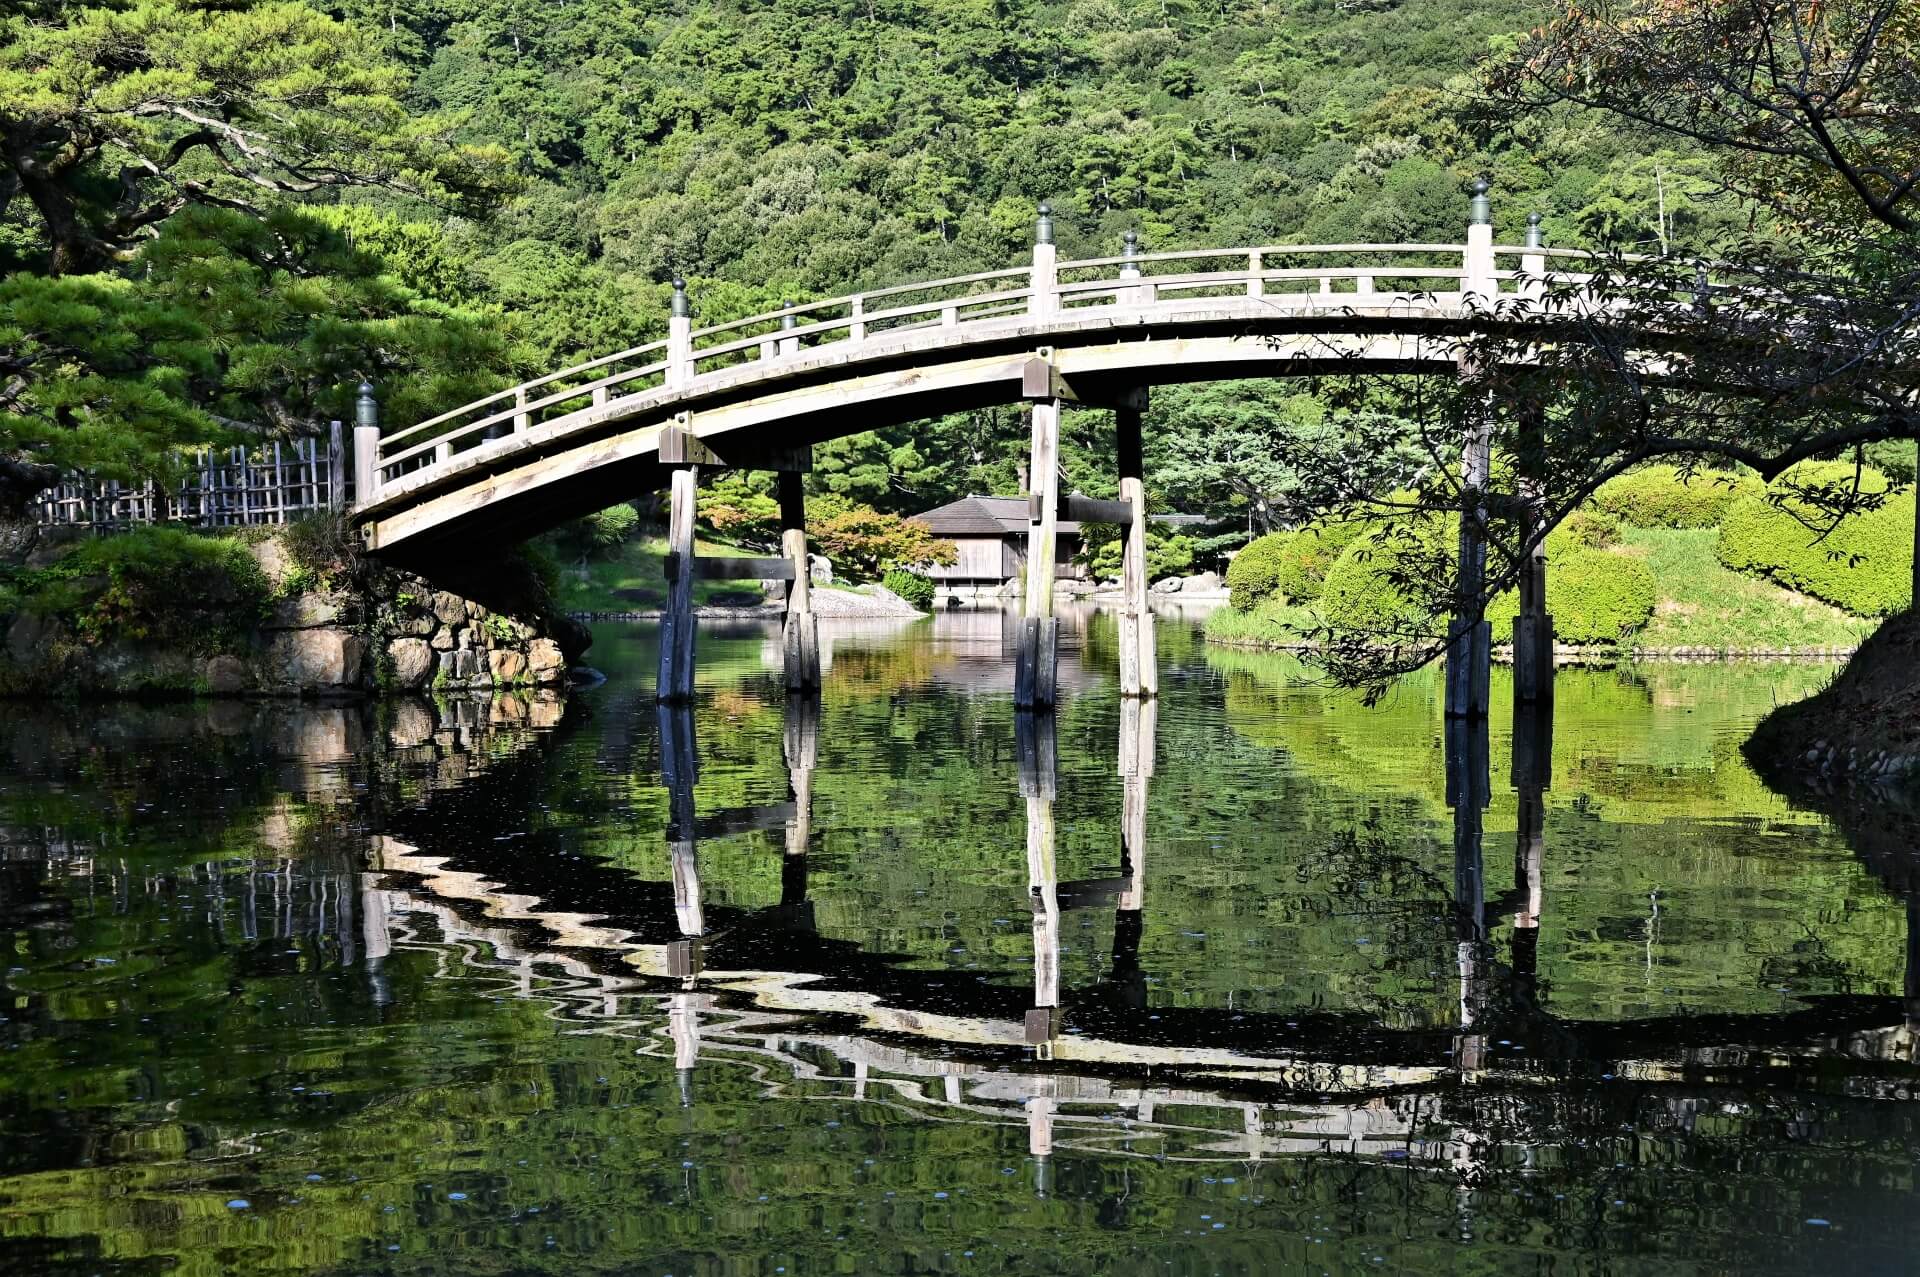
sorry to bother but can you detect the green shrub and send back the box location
[1549,508,1621,551]
[881,568,935,610]
[19,527,270,650]
[1316,526,1450,640]
[1591,465,1761,528]
[1715,463,1912,616]
[1226,522,1361,611]
[1488,548,1655,645]
[1225,532,1290,611]
[1272,522,1362,603]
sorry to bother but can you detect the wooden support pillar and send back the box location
[1116,398,1157,698]
[778,469,821,692]
[1446,362,1493,719]
[1514,403,1555,702]
[1016,398,1062,707]
[657,464,699,702]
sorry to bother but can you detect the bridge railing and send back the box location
[362,187,1717,505]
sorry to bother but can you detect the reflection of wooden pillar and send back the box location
[1016,399,1061,707]
[1906,897,1920,1030]
[659,705,703,939]
[1019,711,1061,1049]
[779,468,820,692]
[658,462,699,702]
[1447,716,1490,1075]
[1118,697,1157,913]
[1116,395,1157,698]
[1511,697,1551,987]
[359,871,392,1007]
[669,989,707,1107]
[783,693,819,859]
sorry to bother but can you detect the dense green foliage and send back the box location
[882,567,936,609]
[1716,464,1914,617]
[4,0,1764,537]
[1316,526,1448,640]
[1487,547,1655,644]
[1,527,269,649]
[1591,465,1761,529]
[1226,521,1361,611]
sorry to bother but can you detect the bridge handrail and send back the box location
[379,357,674,472]
[382,336,673,449]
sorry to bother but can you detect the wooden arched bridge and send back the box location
[351,183,1700,711]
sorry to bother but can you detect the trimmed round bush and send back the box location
[1272,521,1362,604]
[1316,528,1450,640]
[881,568,935,610]
[1549,507,1621,552]
[1715,463,1912,616]
[1490,548,1655,645]
[1591,465,1761,528]
[1225,532,1291,611]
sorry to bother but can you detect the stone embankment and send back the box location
[0,524,585,699]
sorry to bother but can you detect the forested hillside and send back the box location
[4,0,1759,560]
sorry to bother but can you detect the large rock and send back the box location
[387,637,434,689]
[267,591,345,630]
[266,629,365,692]
[488,648,528,685]
[1179,571,1224,594]
[431,591,469,627]
[430,626,457,651]
[204,654,250,695]
[528,637,566,684]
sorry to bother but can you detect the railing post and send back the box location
[1522,212,1546,299]
[513,386,530,433]
[1464,176,1495,307]
[1246,248,1263,299]
[1121,230,1152,307]
[779,302,800,357]
[327,420,346,512]
[849,296,866,343]
[352,381,380,508]
[1029,202,1058,318]
[668,277,693,387]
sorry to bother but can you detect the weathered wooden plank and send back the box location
[659,424,720,466]
[674,555,796,581]
[657,466,699,702]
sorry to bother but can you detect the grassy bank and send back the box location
[1624,528,1870,652]
[1204,525,1873,654]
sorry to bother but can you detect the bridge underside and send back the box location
[357,308,1483,567]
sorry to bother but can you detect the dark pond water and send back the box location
[3,607,1918,1275]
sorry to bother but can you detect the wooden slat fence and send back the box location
[34,424,351,532]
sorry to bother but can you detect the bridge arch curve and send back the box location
[354,234,1646,564]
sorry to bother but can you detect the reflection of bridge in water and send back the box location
[346,688,1920,1172]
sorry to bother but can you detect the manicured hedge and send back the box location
[1226,523,1362,612]
[881,568,935,610]
[1488,548,1656,645]
[1715,463,1912,617]
[1591,465,1761,528]
[1316,526,1450,640]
